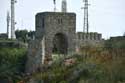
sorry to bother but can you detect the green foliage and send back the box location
[105,37,125,49]
[27,43,125,83]
[29,53,124,83]
[15,29,28,42]
[15,30,35,43]
[0,47,27,82]
[28,31,35,39]
[0,36,125,83]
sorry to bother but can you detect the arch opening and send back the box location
[52,33,68,55]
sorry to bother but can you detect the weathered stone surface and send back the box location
[76,32,104,50]
[26,12,76,73]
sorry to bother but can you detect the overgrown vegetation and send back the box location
[24,37,124,83]
[0,37,125,83]
[25,53,124,83]
[0,47,27,83]
[15,30,35,43]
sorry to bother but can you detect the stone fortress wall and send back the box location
[26,12,106,73]
[26,12,76,73]
[76,32,104,49]
[76,32,102,41]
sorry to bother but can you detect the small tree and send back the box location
[15,29,28,42]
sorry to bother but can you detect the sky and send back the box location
[0,0,125,39]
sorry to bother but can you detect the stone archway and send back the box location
[26,12,76,73]
[52,33,68,55]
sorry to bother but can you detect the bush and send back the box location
[0,47,27,82]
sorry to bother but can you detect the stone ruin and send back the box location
[76,32,103,49]
[26,12,76,73]
[25,12,103,73]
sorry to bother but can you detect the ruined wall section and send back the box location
[76,32,104,48]
[26,12,76,73]
[26,39,43,73]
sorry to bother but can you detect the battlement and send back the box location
[76,32,102,41]
[76,32,103,48]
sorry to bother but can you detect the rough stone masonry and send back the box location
[26,12,76,73]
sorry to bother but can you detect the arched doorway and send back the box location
[52,33,68,55]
